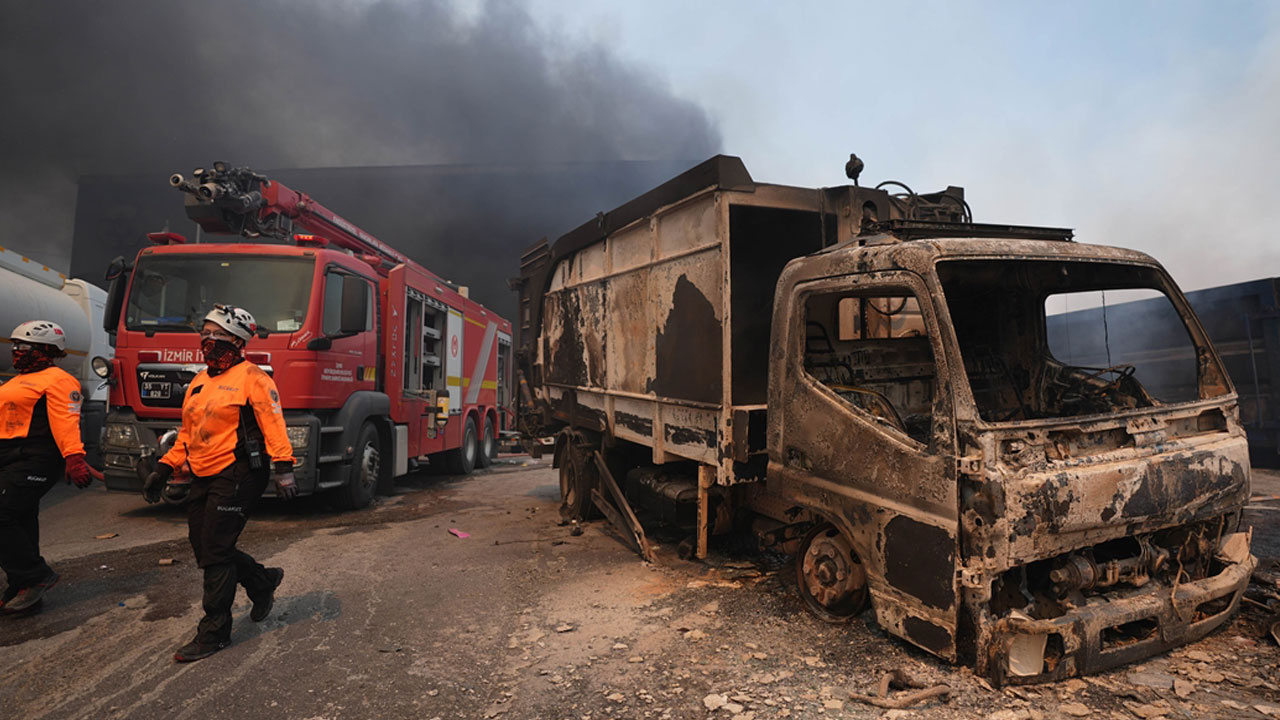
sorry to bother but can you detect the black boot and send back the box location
[250,567,284,622]
[176,563,237,662]
[173,637,227,662]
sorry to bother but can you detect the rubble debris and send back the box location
[94,532,119,540]
[157,558,176,566]
[1058,702,1091,717]
[848,668,951,709]
[448,528,470,538]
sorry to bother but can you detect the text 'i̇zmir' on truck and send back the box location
[95,162,513,509]
[514,154,1256,684]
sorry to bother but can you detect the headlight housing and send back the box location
[105,422,139,447]
[91,356,113,379]
[286,425,310,450]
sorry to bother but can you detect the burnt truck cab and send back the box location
[769,230,1254,682]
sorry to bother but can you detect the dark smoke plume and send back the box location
[0,0,720,303]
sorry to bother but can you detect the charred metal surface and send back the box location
[517,154,1256,685]
[592,450,655,563]
[614,411,653,438]
[650,275,722,404]
[664,423,717,450]
[544,290,588,386]
[904,616,954,654]
[883,515,954,611]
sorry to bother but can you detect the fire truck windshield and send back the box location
[125,254,315,334]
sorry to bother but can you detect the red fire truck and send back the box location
[96,162,513,509]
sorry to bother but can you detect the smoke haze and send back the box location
[0,0,720,278]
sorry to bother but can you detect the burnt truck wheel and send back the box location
[558,442,599,523]
[477,416,496,468]
[796,522,868,622]
[445,416,479,476]
[332,422,380,511]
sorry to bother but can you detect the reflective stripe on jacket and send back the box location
[0,365,85,457]
[160,361,294,477]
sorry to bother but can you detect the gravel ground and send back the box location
[0,461,1276,719]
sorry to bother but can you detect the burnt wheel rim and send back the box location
[796,523,867,622]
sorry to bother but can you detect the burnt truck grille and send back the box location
[136,364,203,408]
[989,515,1237,621]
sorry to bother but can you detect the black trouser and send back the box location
[187,459,272,643]
[0,446,60,600]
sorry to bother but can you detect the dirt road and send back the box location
[1,460,1277,719]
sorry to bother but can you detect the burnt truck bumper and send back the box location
[981,551,1256,684]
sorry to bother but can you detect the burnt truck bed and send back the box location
[517,156,836,480]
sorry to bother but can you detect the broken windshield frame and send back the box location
[935,258,1230,424]
[124,255,315,335]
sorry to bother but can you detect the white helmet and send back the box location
[203,304,257,342]
[11,320,66,351]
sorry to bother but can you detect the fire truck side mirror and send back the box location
[339,277,368,335]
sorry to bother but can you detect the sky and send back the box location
[3,0,1277,294]
[521,0,1280,293]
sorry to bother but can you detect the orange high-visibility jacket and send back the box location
[160,361,294,477]
[0,365,85,457]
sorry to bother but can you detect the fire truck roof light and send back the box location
[293,234,329,248]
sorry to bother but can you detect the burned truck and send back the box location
[513,155,1256,683]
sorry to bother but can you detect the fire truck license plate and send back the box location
[141,381,170,399]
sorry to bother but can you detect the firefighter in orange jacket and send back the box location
[143,304,297,662]
[0,320,102,616]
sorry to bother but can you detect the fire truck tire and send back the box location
[444,416,478,475]
[478,416,497,468]
[331,422,380,511]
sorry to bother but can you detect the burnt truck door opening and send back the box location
[769,270,962,660]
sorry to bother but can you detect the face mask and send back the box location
[200,338,243,376]
[12,344,55,373]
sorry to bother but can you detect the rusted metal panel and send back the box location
[606,268,655,394]
[518,154,1256,685]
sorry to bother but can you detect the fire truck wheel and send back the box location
[332,423,380,511]
[478,416,497,468]
[795,522,868,623]
[445,416,479,475]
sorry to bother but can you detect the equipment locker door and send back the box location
[446,308,463,416]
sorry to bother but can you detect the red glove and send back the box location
[65,453,103,488]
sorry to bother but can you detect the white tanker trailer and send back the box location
[0,244,113,464]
